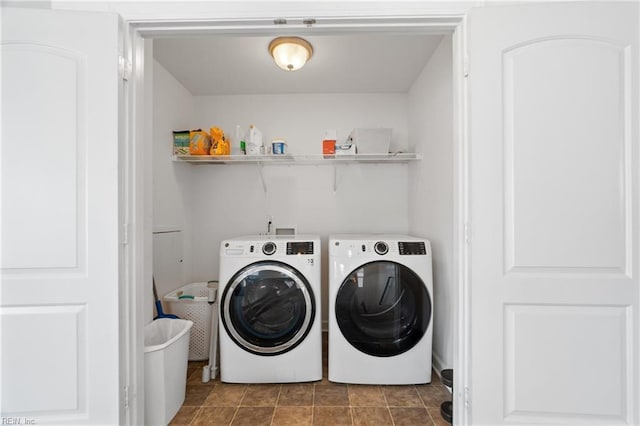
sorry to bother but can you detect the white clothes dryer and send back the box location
[218,235,322,383]
[329,234,433,384]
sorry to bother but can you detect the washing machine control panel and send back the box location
[398,241,427,255]
[287,241,314,255]
[262,242,277,255]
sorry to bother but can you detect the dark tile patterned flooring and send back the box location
[170,334,451,425]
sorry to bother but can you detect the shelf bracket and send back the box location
[256,162,267,193]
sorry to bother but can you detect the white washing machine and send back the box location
[329,234,433,384]
[218,235,322,383]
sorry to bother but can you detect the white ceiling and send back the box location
[153,33,444,96]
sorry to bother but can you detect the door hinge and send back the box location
[118,55,132,81]
[122,223,129,245]
[464,386,470,410]
[123,385,130,410]
[463,54,469,78]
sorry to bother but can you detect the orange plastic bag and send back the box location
[189,130,211,155]
[210,126,230,155]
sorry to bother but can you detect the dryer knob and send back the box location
[262,242,277,255]
[374,241,389,255]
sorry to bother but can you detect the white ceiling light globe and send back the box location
[269,37,313,71]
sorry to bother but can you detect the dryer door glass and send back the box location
[335,261,431,357]
[221,261,315,356]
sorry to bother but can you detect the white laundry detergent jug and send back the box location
[246,124,263,155]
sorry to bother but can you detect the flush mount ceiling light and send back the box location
[269,37,313,71]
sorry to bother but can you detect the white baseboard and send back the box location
[431,351,452,391]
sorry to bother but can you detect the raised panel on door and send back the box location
[1,43,85,271]
[504,304,630,419]
[468,2,638,425]
[1,7,121,425]
[1,306,86,413]
[503,38,629,275]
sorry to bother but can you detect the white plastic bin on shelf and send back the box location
[347,128,392,154]
[144,318,193,426]
[164,281,216,361]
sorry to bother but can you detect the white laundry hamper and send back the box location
[144,318,193,426]
[164,281,217,361]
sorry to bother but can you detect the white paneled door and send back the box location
[1,7,121,425]
[468,2,638,425]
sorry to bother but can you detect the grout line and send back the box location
[415,383,428,407]
[389,406,397,426]
[188,406,203,426]
[380,385,396,426]
[310,383,316,425]
[227,406,240,426]
[237,383,249,407]
[269,385,283,426]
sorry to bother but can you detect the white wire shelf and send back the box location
[172,153,422,165]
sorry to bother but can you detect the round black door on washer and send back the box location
[335,261,431,357]
[221,261,315,356]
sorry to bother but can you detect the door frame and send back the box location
[123,12,471,426]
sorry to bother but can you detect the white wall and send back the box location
[408,35,454,372]
[152,59,197,230]
[150,59,197,322]
[187,93,410,324]
[152,81,411,325]
[192,94,409,155]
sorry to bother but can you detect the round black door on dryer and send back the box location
[221,260,315,356]
[335,260,431,357]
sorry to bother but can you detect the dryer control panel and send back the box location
[330,236,431,258]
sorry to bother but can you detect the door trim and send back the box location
[119,24,149,426]
[124,12,469,425]
[452,15,471,426]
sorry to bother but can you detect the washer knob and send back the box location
[262,242,277,255]
[374,241,389,255]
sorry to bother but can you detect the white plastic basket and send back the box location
[164,282,217,361]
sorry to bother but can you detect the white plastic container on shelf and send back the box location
[348,128,392,154]
[246,124,263,155]
[233,124,244,155]
[164,282,216,361]
[144,318,193,426]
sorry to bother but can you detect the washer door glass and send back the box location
[335,261,431,357]
[222,261,315,355]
